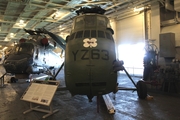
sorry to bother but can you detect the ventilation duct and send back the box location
[161,12,180,26]
[174,0,180,12]
[175,11,180,23]
[165,0,174,11]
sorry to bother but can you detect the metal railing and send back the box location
[0,73,6,88]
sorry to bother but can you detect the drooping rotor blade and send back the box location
[44,30,66,50]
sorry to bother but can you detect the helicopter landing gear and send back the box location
[137,80,147,99]
[10,77,18,83]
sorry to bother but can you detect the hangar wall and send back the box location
[161,25,180,60]
[161,24,180,46]
[150,2,161,49]
[151,2,180,66]
[112,1,180,75]
[150,2,167,67]
[115,13,145,45]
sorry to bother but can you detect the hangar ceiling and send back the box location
[0,0,164,50]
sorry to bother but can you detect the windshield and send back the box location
[73,15,109,31]
[11,43,34,55]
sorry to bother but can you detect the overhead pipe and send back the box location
[165,0,174,11]
[106,0,163,18]
[115,12,140,21]
[106,1,147,18]
[161,9,180,26]
[0,14,62,23]
[105,0,144,14]
[174,0,180,12]
[104,0,129,12]
[0,20,15,24]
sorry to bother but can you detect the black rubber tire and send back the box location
[137,80,147,99]
[11,77,17,83]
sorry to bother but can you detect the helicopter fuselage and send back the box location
[65,13,117,100]
[3,40,61,79]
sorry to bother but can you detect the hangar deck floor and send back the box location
[0,65,180,120]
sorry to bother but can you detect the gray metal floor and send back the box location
[0,65,180,120]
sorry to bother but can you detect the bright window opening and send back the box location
[118,42,145,76]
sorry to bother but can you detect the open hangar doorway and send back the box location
[113,12,146,77]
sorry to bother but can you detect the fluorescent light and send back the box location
[19,20,24,26]
[10,33,15,38]
[3,47,8,51]
[19,20,24,24]
[13,19,27,28]
[134,7,144,12]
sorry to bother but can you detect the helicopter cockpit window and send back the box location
[75,31,83,38]
[84,16,96,27]
[84,30,90,38]
[97,16,106,27]
[105,32,113,41]
[98,30,105,38]
[69,32,76,40]
[91,30,96,37]
[75,17,84,29]
[18,43,34,55]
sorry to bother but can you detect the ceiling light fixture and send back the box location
[59,25,63,31]
[10,33,15,38]
[13,19,27,28]
[19,20,24,26]
[3,47,8,51]
[133,7,144,12]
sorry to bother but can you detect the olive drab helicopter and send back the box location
[3,6,147,102]
[62,6,147,101]
[3,28,65,80]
